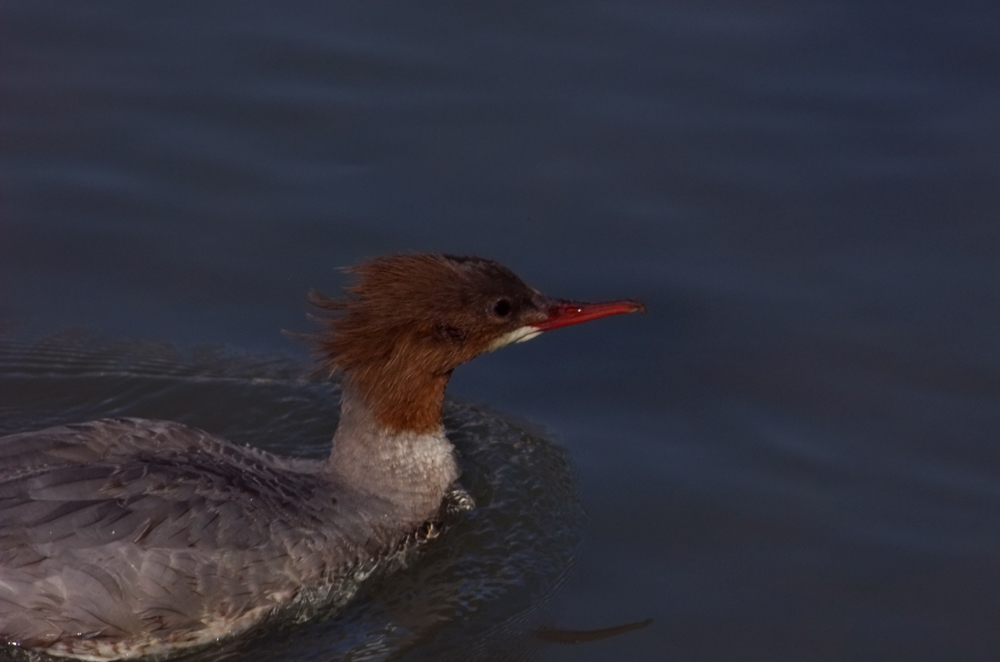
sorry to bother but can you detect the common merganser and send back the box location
[0,253,643,661]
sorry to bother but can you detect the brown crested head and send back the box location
[311,253,644,433]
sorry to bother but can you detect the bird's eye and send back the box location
[492,298,512,317]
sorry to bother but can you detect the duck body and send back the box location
[0,253,641,660]
[0,415,452,660]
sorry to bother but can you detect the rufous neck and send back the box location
[340,361,451,435]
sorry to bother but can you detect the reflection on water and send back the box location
[0,333,584,662]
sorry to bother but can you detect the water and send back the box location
[1,0,998,659]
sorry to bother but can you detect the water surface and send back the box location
[1,0,998,659]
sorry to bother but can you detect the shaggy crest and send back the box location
[309,253,546,432]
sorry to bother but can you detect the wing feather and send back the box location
[0,418,351,649]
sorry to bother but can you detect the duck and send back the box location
[0,253,643,660]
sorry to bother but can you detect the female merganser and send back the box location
[0,253,642,661]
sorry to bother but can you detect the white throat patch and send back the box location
[487,325,542,352]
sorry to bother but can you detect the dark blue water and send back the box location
[1,0,998,660]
